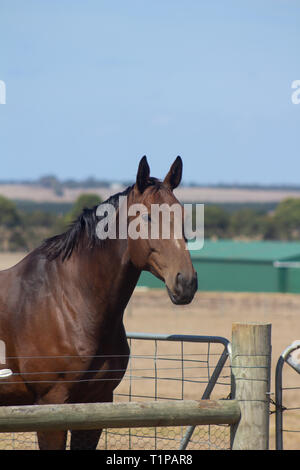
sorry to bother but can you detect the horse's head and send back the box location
[127,156,198,305]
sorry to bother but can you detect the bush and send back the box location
[64,193,102,226]
[272,198,300,240]
[0,196,21,228]
[204,205,230,238]
[228,209,267,239]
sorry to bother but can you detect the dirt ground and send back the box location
[0,253,299,450]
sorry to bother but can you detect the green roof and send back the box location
[188,240,300,262]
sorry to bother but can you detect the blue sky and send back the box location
[0,1,300,184]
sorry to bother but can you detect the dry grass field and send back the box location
[2,183,300,203]
[0,253,299,450]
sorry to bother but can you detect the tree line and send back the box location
[199,198,300,240]
[0,194,102,252]
[0,194,300,252]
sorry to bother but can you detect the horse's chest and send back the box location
[69,331,130,402]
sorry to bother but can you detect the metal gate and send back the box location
[101,332,231,450]
[275,340,300,450]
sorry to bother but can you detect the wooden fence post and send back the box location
[230,322,272,450]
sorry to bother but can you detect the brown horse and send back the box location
[0,156,197,450]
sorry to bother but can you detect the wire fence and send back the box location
[0,333,231,450]
[103,333,231,450]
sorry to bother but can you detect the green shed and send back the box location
[137,240,300,293]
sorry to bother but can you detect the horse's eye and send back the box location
[142,213,151,222]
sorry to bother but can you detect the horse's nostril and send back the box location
[175,273,184,296]
[175,271,198,296]
[193,273,198,291]
[170,271,197,304]
[177,272,196,287]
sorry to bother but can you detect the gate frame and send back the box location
[126,332,231,450]
[275,340,300,450]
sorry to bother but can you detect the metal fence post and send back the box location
[275,340,300,450]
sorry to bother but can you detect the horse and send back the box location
[0,156,197,450]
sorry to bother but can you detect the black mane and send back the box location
[38,177,161,261]
[38,185,133,261]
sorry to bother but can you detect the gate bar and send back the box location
[180,345,230,450]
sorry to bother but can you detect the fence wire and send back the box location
[0,333,231,450]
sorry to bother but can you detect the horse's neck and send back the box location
[65,239,140,315]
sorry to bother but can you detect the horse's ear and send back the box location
[136,156,150,193]
[163,156,182,190]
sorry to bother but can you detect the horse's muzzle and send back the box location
[167,272,198,305]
